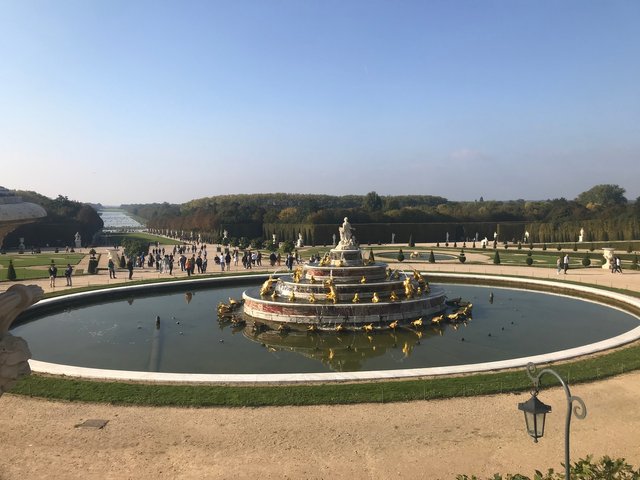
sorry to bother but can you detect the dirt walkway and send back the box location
[2,244,640,479]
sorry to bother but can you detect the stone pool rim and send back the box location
[21,273,640,384]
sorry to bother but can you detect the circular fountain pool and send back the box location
[12,274,640,382]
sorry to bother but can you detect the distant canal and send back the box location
[99,209,144,230]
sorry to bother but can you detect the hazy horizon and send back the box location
[2,1,639,205]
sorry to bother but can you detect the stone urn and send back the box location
[602,247,615,270]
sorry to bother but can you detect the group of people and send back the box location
[48,263,74,287]
[611,256,623,273]
[556,254,570,274]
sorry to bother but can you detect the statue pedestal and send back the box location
[602,247,615,270]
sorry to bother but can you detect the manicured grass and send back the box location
[0,253,86,280]
[103,232,182,245]
[12,342,640,406]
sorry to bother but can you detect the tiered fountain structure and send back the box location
[243,218,446,331]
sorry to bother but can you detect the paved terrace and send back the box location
[2,243,639,294]
[1,243,640,479]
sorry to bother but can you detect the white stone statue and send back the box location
[524,231,530,242]
[338,217,355,246]
[446,232,449,242]
[296,232,304,248]
[602,247,615,270]
[391,233,395,244]
[272,233,277,244]
[223,230,228,239]
[18,237,25,251]
[0,284,44,396]
[579,228,584,243]
[74,232,82,248]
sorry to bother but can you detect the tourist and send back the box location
[196,255,203,273]
[127,258,134,280]
[169,255,174,275]
[108,258,116,278]
[64,263,73,286]
[563,254,569,274]
[48,263,58,287]
[185,256,192,276]
[225,251,231,271]
[614,256,623,273]
[556,256,562,275]
[219,252,226,271]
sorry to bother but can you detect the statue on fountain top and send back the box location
[338,217,355,248]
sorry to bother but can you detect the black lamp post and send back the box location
[518,363,587,480]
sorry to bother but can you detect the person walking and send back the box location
[126,258,134,280]
[108,258,116,278]
[225,251,231,271]
[556,256,562,275]
[64,263,73,286]
[563,253,570,274]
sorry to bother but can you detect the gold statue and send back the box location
[309,275,316,284]
[403,277,415,299]
[260,276,277,296]
[326,285,338,304]
[271,290,279,300]
[352,292,360,303]
[371,292,380,303]
[309,293,316,303]
[360,275,367,284]
[288,291,296,302]
[389,290,399,302]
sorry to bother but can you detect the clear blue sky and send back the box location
[1,0,639,205]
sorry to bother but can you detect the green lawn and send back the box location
[0,253,85,280]
[103,232,182,245]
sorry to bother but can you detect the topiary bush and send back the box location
[525,256,533,266]
[397,249,404,262]
[459,250,466,263]
[573,242,578,252]
[7,259,17,281]
[630,254,639,271]
[408,235,414,247]
[582,253,591,267]
[627,243,633,254]
[493,251,501,264]
[428,250,435,263]
[542,243,547,251]
[557,244,562,251]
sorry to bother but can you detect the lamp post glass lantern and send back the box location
[517,363,586,480]
[518,393,552,442]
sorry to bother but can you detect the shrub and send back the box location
[627,243,633,254]
[459,250,466,263]
[456,454,640,480]
[7,259,17,281]
[436,242,440,247]
[493,251,501,264]
[472,241,476,248]
[369,248,375,263]
[525,257,533,266]
[557,244,562,251]
[408,235,414,247]
[88,258,99,274]
[397,249,405,262]
[453,242,457,248]
[529,242,533,250]
[542,243,547,251]
[573,242,578,252]
[504,243,508,250]
[589,243,595,252]
[582,253,591,267]
[428,250,435,263]
[630,254,639,271]
[517,242,522,250]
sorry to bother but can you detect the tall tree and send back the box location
[362,191,383,211]
[576,184,627,207]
